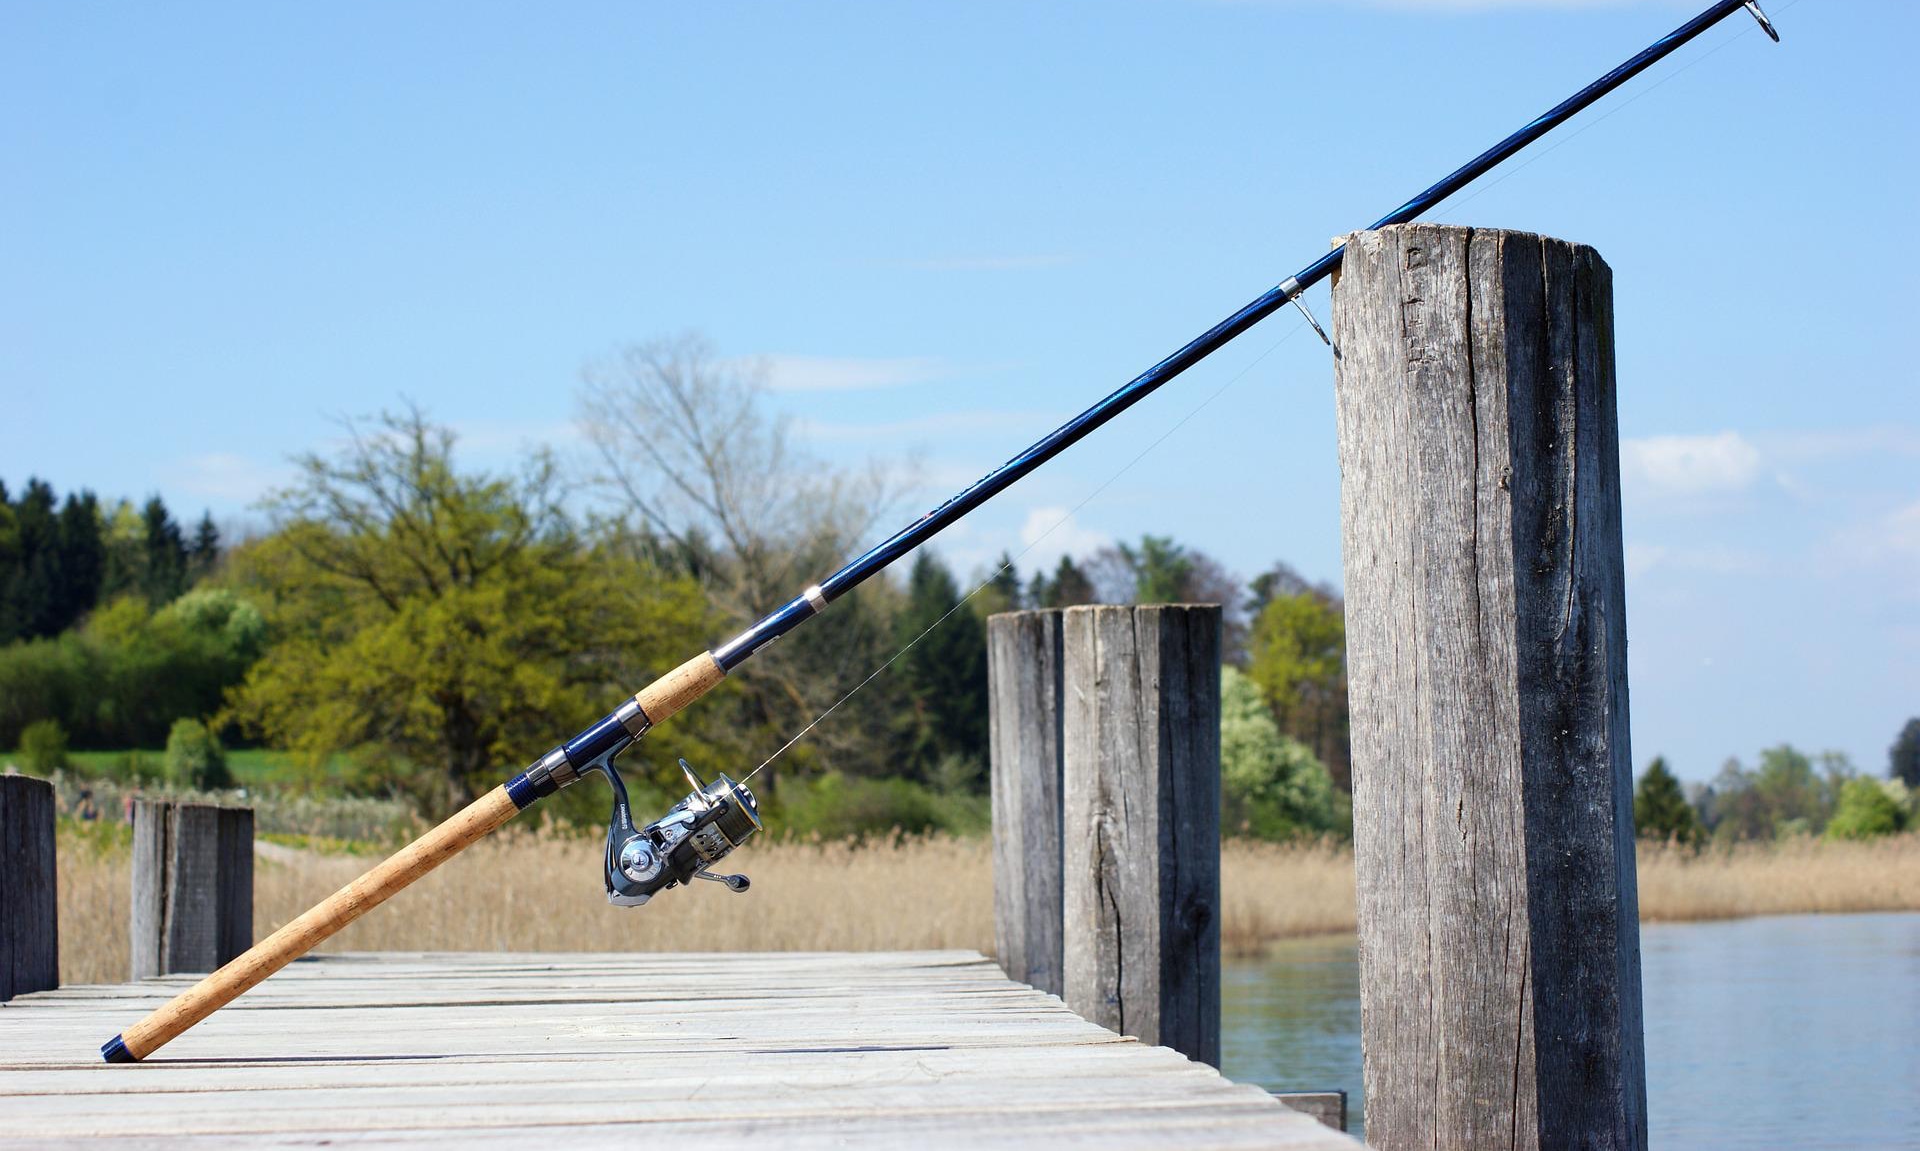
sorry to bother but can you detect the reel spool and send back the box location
[601,755,761,907]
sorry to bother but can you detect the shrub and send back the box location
[18,718,70,773]
[774,771,987,840]
[1220,666,1344,840]
[164,718,231,791]
[1825,777,1908,841]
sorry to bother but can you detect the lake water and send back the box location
[1222,911,1920,1148]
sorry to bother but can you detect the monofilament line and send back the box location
[743,315,1311,783]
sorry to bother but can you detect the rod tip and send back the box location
[100,1034,137,1064]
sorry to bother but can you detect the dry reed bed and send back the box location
[54,832,1920,986]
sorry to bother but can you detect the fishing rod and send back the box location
[102,0,1779,1063]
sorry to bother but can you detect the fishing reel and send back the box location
[600,754,762,907]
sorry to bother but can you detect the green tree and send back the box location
[164,717,232,791]
[1891,718,1920,788]
[1029,555,1096,608]
[18,718,69,774]
[971,552,1022,620]
[890,551,987,784]
[1,479,60,642]
[55,491,106,631]
[1824,777,1908,840]
[577,333,909,787]
[140,496,189,605]
[189,511,221,581]
[1247,589,1350,789]
[227,408,716,814]
[1220,666,1343,839]
[1633,756,1703,844]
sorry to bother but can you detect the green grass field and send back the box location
[61,747,337,789]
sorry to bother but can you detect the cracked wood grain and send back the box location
[1061,604,1221,1068]
[989,610,1067,997]
[1332,224,1645,1151]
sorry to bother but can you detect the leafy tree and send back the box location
[890,551,988,785]
[0,588,268,749]
[1633,756,1703,844]
[228,407,717,814]
[1247,589,1350,789]
[578,333,909,785]
[1220,666,1342,839]
[1891,718,1920,788]
[164,717,231,791]
[17,718,69,774]
[1698,745,1853,840]
[1824,777,1908,840]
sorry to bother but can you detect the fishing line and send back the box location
[742,315,1313,783]
[1448,0,1799,213]
[742,2,1802,783]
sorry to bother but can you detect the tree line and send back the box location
[0,480,219,644]
[1633,725,1920,845]
[1,336,1355,838]
[15,332,1902,845]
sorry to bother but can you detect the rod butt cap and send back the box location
[101,1034,137,1063]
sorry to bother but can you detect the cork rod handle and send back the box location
[104,785,522,1061]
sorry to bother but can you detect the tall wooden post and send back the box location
[1332,224,1645,1150]
[1,775,58,1001]
[1061,604,1221,1067]
[131,801,254,979]
[988,609,1067,997]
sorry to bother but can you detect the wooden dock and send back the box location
[0,950,1356,1148]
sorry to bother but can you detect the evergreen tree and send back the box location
[189,511,221,579]
[979,552,1021,615]
[55,491,105,629]
[1031,554,1096,608]
[1118,535,1192,603]
[1891,718,1920,788]
[1633,756,1703,844]
[139,496,188,604]
[891,551,988,783]
[3,480,61,641]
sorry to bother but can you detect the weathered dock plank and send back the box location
[0,951,1356,1148]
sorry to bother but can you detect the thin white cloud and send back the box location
[753,354,954,393]
[1018,506,1112,574]
[450,418,582,455]
[168,452,291,504]
[1624,541,1765,579]
[792,410,1063,444]
[1622,431,1762,496]
[1757,426,1920,462]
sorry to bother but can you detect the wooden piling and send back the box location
[1331,224,1646,1150]
[131,800,254,979]
[1,775,58,1001]
[1061,603,1221,1067]
[988,609,1067,997]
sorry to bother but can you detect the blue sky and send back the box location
[4,1,1914,781]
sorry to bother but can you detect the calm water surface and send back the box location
[1222,911,1920,1148]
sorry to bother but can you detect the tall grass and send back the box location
[52,829,1920,986]
[1635,835,1920,921]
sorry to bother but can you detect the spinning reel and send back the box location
[600,753,762,907]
